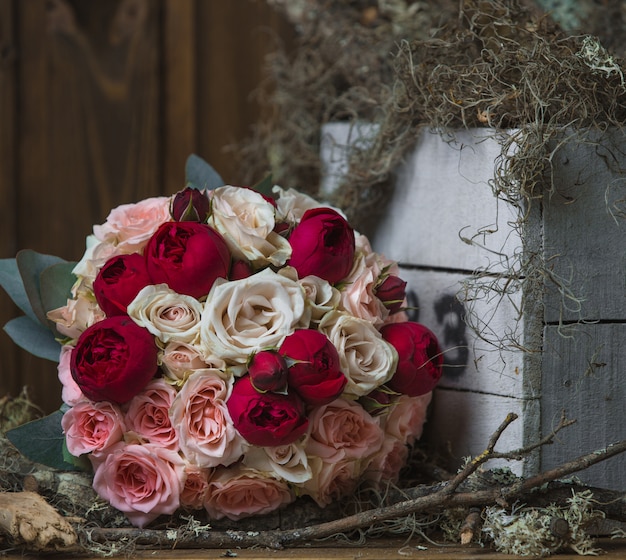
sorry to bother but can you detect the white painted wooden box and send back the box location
[320,123,626,487]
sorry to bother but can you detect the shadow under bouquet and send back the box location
[1,156,443,528]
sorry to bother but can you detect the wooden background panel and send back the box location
[0,0,294,413]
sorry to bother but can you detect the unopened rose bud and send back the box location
[248,350,289,393]
[230,259,254,281]
[375,275,407,314]
[170,186,211,222]
[359,387,397,416]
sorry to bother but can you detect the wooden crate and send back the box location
[320,123,626,487]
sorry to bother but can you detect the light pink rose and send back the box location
[91,441,185,528]
[243,440,312,484]
[180,466,211,510]
[361,435,409,487]
[47,293,106,340]
[382,393,432,446]
[93,196,171,253]
[306,398,385,464]
[301,456,359,507]
[204,466,294,520]
[57,345,85,406]
[61,400,125,456]
[170,369,247,467]
[124,379,179,450]
[158,341,219,384]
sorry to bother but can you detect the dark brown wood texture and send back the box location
[0,0,293,413]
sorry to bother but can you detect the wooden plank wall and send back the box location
[0,0,293,413]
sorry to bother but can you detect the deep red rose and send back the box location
[380,322,443,397]
[375,275,407,314]
[93,253,152,316]
[229,259,254,281]
[287,207,355,284]
[70,316,158,404]
[227,376,308,447]
[170,186,211,222]
[279,329,347,406]
[144,221,231,299]
[248,350,289,393]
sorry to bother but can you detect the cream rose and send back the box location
[158,341,218,385]
[170,369,247,468]
[128,284,203,344]
[208,185,291,268]
[200,269,306,366]
[301,456,359,507]
[319,311,398,397]
[300,274,341,326]
[243,440,312,484]
[204,465,294,520]
[47,291,106,341]
[272,185,324,223]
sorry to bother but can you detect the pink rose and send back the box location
[144,221,231,299]
[287,207,355,284]
[380,322,443,397]
[61,400,125,456]
[47,292,106,340]
[204,466,293,520]
[170,369,246,468]
[158,341,215,383]
[306,398,384,464]
[91,441,185,528]
[71,316,158,404]
[124,379,179,450]
[57,345,85,406]
[382,393,432,446]
[93,197,171,253]
[301,456,359,507]
[361,436,409,486]
[93,253,152,316]
[180,466,211,510]
[279,329,347,406]
[227,376,308,447]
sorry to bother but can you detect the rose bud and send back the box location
[380,322,443,397]
[375,275,407,314]
[279,329,347,406]
[227,375,309,447]
[93,253,152,316]
[248,350,289,393]
[70,316,158,404]
[287,207,355,284]
[144,221,231,299]
[170,186,211,222]
[358,386,397,416]
[230,259,254,281]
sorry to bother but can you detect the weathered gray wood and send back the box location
[541,323,626,490]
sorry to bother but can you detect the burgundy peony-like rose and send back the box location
[248,350,289,393]
[70,316,158,404]
[227,376,308,447]
[375,275,407,314]
[170,186,211,222]
[287,207,355,284]
[229,259,254,281]
[380,322,443,396]
[144,221,231,299]
[93,253,152,316]
[279,329,347,406]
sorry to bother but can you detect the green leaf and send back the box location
[4,315,61,362]
[0,258,37,322]
[6,411,78,471]
[16,250,66,328]
[185,154,224,191]
[40,261,77,329]
[252,174,274,198]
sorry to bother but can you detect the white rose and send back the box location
[200,269,306,366]
[300,274,341,326]
[128,284,204,344]
[208,185,291,268]
[319,311,398,397]
[243,440,312,484]
[272,185,324,224]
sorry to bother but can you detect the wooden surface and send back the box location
[6,539,626,559]
[0,0,294,414]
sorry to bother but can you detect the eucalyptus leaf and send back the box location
[0,258,37,322]
[40,261,77,330]
[16,250,67,327]
[6,411,78,471]
[252,174,274,198]
[4,315,61,362]
[185,154,224,191]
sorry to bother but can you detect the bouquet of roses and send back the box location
[1,157,442,528]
